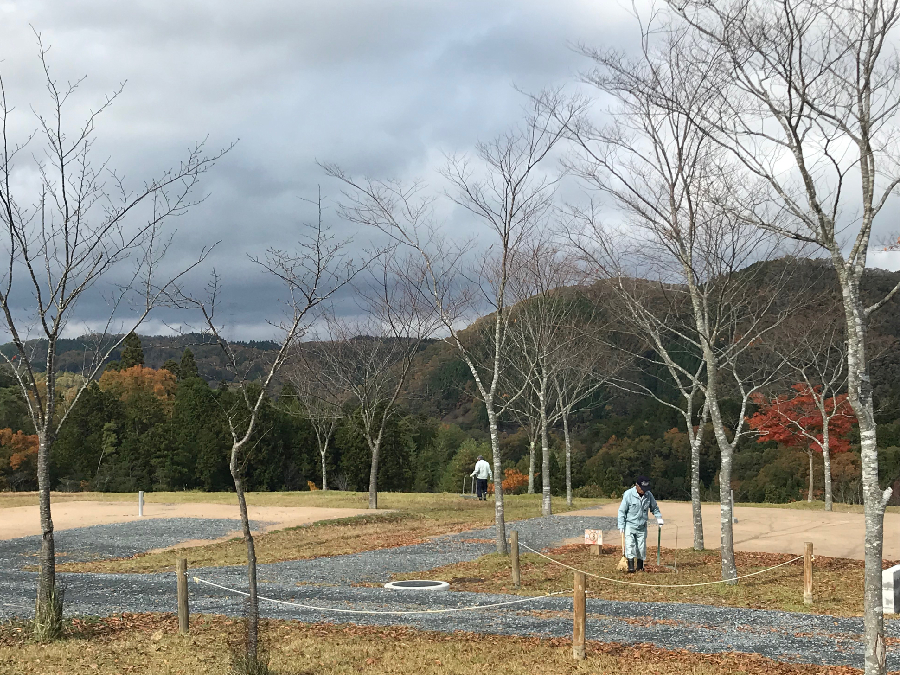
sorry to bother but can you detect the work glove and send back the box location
[657,518,664,526]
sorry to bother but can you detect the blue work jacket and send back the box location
[617,486,662,531]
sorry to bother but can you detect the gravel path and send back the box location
[1,509,893,668]
[0,518,272,569]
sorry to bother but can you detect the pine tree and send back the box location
[162,359,180,378]
[179,349,199,380]
[120,333,144,369]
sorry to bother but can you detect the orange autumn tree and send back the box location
[0,429,39,490]
[748,384,854,505]
[99,365,176,407]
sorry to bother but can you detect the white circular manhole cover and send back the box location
[383,580,449,590]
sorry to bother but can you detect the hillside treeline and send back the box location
[4,284,900,504]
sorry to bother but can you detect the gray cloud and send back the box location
[0,0,642,341]
[0,1,897,344]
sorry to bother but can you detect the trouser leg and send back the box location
[476,479,487,500]
[635,527,647,561]
[624,529,638,559]
[625,528,648,560]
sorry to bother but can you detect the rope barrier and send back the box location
[519,543,803,588]
[191,576,571,615]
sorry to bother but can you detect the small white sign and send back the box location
[584,529,603,545]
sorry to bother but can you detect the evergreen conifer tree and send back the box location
[162,359,180,378]
[180,349,199,380]
[120,333,144,369]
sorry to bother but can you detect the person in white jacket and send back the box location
[471,455,493,500]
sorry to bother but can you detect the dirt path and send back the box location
[0,501,375,540]
[561,501,900,559]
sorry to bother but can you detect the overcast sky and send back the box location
[0,1,898,342]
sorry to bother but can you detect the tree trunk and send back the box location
[839,276,886,675]
[35,430,61,636]
[808,450,815,502]
[706,379,737,582]
[527,438,536,494]
[487,407,507,554]
[368,439,379,509]
[822,425,832,512]
[690,433,704,551]
[539,378,552,517]
[563,410,573,507]
[232,455,259,667]
[320,437,329,491]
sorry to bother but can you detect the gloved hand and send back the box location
[657,518,664,526]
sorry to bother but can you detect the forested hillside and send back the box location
[2,257,900,504]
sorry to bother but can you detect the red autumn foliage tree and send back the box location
[0,428,39,490]
[748,384,855,503]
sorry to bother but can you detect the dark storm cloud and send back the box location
[0,0,641,340]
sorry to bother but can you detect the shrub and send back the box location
[487,468,531,495]
[573,484,609,499]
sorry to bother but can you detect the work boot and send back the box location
[626,558,635,573]
[636,558,644,572]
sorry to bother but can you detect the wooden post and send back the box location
[573,571,586,660]
[589,544,600,557]
[803,542,813,605]
[510,530,520,588]
[176,557,189,633]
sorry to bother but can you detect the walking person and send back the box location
[471,455,492,501]
[617,475,663,573]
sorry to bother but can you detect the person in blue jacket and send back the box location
[617,475,663,573]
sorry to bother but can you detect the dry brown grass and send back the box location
[52,493,600,574]
[393,544,888,617]
[0,613,863,675]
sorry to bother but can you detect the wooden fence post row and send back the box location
[176,557,189,634]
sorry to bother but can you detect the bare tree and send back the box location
[282,352,343,490]
[187,218,354,669]
[671,1,900,669]
[0,38,226,637]
[551,316,619,507]
[559,23,794,578]
[502,343,542,494]
[766,311,850,511]
[313,252,438,509]
[324,98,579,552]
[506,239,582,516]
[605,280,710,550]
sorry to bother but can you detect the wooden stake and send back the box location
[510,530,520,587]
[176,557,189,634]
[573,570,586,660]
[803,542,813,605]
[589,544,600,557]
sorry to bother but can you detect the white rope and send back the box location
[519,543,803,588]
[191,576,571,615]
